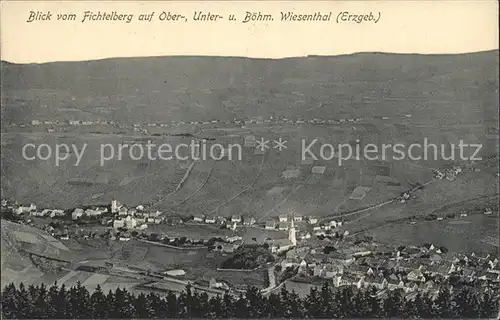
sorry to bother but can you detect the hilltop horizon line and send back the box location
[2,49,499,66]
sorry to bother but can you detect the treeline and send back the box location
[1,281,499,319]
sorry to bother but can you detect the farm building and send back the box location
[311,166,326,174]
[265,221,276,230]
[279,215,288,222]
[149,210,162,217]
[308,217,318,224]
[137,224,148,230]
[231,215,242,223]
[72,208,84,220]
[242,216,256,226]
[164,269,186,277]
[118,207,128,216]
[205,216,216,224]
[226,236,243,243]
[193,214,204,222]
[136,217,146,224]
[349,186,372,200]
[300,232,312,240]
[113,219,125,229]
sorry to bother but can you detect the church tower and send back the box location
[288,213,297,246]
[111,199,120,214]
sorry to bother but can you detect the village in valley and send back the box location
[2,189,499,301]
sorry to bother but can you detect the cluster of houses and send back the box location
[434,165,463,181]
[265,215,320,230]
[70,200,168,232]
[192,214,256,230]
[1,201,69,220]
[1,198,182,240]
[29,119,117,127]
[281,241,500,298]
[109,200,167,231]
[23,115,371,134]
[71,207,109,219]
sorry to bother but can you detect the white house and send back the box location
[72,208,84,220]
[281,259,297,269]
[308,217,318,224]
[205,216,216,224]
[113,219,125,229]
[226,222,237,231]
[193,214,204,222]
[243,216,256,226]
[125,216,137,229]
[300,232,312,240]
[279,215,288,222]
[118,207,128,216]
[332,275,351,288]
[231,215,242,223]
[85,209,102,217]
[136,217,146,224]
[15,204,37,215]
[164,269,186,277]
[150,210,162,218]
[226,236,243,243]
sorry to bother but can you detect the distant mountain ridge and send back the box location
[2,49,498,65]
[1,50,498,125]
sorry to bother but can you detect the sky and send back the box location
[1,1,499,63]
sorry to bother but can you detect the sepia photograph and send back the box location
[1,1,499,318]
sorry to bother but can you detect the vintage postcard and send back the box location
[1,1,499,318]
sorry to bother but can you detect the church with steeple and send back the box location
[271,212,298,253]
[288,214,297,246]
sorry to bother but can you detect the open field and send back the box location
[1,220,73,286]
[368,215,499,254]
